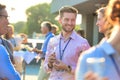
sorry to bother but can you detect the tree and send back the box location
[13,21,27,34]
[26,3,59,37]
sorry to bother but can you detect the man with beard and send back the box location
[44,6,90,80]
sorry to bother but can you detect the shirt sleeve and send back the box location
[44,38,55,73]
[81,39,90,51]
[0,45,21,80]
[70,39,90,75]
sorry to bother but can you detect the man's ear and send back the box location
[58,17,62,24]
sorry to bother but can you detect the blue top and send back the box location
[42,32,54,56]
[76,41,120,80]
[0,45,21,80]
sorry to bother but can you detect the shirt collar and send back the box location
[0,37,2,44]
[45,32,53,37]
[99,41,116,55]
[59,30,76,40]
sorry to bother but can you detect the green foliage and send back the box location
[75,25,81,31]
[26,3,59,37]
[13,21,27,34]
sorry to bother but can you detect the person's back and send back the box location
[0,44,20,80]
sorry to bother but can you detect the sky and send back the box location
[0,0,52,23]
[0,0,81,24]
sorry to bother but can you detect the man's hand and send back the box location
[53,60,68,71]
[84,71,108,80]
[32,48,42,54]
[48,53,56,68]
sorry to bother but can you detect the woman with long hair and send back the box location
[76,0,120,80]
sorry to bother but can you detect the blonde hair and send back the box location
[4,25,14,39]
[105,0,120,38]
[96,7,106,17]
[106,0,120,24]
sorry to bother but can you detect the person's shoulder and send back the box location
[78,35,87,41]
[74,32,86,41]
[0,44,5,50]
[80,45,105,59]
[49,32,55,37]
[76,35,89,45]
[51,35,60,40]
[49,35,59,45]
[0,44,8,55]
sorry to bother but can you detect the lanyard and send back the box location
[59,38,71,60]
[110,55,120,77]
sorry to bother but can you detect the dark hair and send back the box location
[0,4,6,14]
[96,7,106,17]
[41,21,52,31]
[51,24,58,30]
[59,6,78,18]
[77,30,85,38]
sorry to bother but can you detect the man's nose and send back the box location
[96,21,99,26]
[68,20,72,25]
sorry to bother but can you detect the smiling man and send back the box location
[44,6,90,80]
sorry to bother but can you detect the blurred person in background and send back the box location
[4,25,30,74]
[96,7,112,42]
[51,24,59,35]
[44,6,90,80]
[76,0,120,80]
[77,30,85,38]
[19,33,28,44]
[0,4,20,80]
[4,25,23,51]
[35,21,55,80]
[96,7,107,37]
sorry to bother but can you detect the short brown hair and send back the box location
[51,24,59,31]
[0,4,6,14]
[59,6,78,18]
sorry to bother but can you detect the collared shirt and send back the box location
[0,38,2,44]
[42,32,54,56]
[0,45,20,80]
[0,38,14,63]
[76,41,120,80]
[44,31,90,80]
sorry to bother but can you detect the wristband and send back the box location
[66,65,71,72]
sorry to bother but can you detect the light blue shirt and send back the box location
[76,41,120,80]
[0,45,20,80]
[42,32,54,56]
